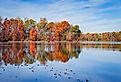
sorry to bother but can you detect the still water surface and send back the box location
[0,42,121,82]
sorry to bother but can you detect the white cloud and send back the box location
[0,0,121,33]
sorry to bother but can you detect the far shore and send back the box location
[0,41,121,44]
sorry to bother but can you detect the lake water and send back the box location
[0,42,121,82]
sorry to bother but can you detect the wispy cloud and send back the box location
[0,0,121,33]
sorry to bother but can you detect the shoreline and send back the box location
[0,41,121,44]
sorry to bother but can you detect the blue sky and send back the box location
[0,0,121,33]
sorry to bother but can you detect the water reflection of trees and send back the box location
[0,43,121,65]
[81,43,121,51]
[0,42,81,65]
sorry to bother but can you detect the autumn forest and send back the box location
[0,17,121,42]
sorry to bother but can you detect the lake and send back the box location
[0,42,121,82]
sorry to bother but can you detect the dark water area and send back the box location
[0,42,121,82]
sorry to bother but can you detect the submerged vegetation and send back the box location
[0,16,121,42]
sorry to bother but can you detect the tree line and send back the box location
[81,31,121,42]
[0,17,81,42]
[0,16,120,42]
